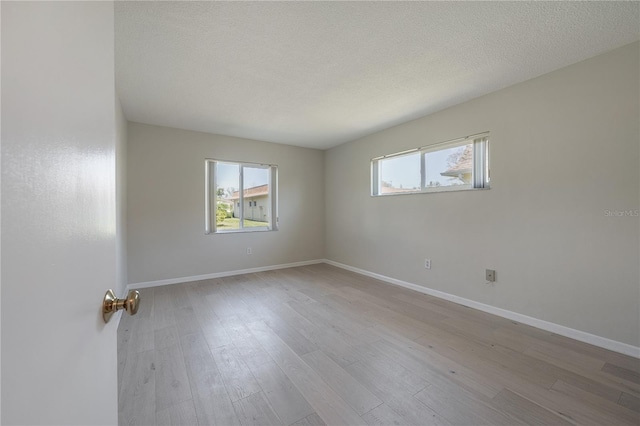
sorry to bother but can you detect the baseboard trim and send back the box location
[324,259,640,358]
[127,259,325,291]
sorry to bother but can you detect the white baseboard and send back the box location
[324,259,640,359]
[127,259,325,291]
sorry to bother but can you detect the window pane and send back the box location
[242,166,270,228]
[216,162,240,230]
[425,143,472,188]
[379,152,420,194]
[208,160,278,233]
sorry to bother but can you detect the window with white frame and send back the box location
[205,159,278,233]
[371,134,489,196]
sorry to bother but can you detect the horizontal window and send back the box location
[371,134,489,196]
[205,159,278,233]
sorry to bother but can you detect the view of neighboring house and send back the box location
[228,184,269,222]
[440,144,473,184]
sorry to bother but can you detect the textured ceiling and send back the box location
[115,1,639,149]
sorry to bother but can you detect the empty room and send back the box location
[1,1,639,425]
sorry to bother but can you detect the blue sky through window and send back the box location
[217,162,268,193]
[380,145,467,189]
[380,153,420,189]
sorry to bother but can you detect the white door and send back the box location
[2,2,119,424]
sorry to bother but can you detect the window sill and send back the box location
[372,186,490,197]
[206,227,277,235]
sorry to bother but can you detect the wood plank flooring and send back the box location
[118,264,640,425]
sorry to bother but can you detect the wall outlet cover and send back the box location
[486,269,496,282]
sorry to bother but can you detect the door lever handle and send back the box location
[102,289,140,323]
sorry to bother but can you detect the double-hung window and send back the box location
[372,133,489,196]
[205,159,278,233]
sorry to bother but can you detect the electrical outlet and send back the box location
[424,259,431,269]
[486,269,496,282]
[247,247,252,255]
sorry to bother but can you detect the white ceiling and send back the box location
[115,1,639,150]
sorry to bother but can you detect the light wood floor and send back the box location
[118,264,640,425]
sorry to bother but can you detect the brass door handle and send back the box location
[102,289,140,323]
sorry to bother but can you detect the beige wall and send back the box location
[325,42,640,347]
[127,123,325,284]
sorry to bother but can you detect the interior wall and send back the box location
[116,96,127,296]
[325,42,640,348]
[127,122,325,284]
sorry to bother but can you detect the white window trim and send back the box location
[205,159,278,234]
[371,132,490,196]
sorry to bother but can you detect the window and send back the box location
[205,159,278,233]
[372,134,489,196]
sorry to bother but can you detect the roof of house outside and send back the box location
[441,144,472,177]
[229,184,269,200]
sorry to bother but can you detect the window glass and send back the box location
[216,162,240,230]
[206,160,278,233]
[379,152,421,194]
[372,135,488,196]
[425,143,472,189]
[241,166,270,229]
